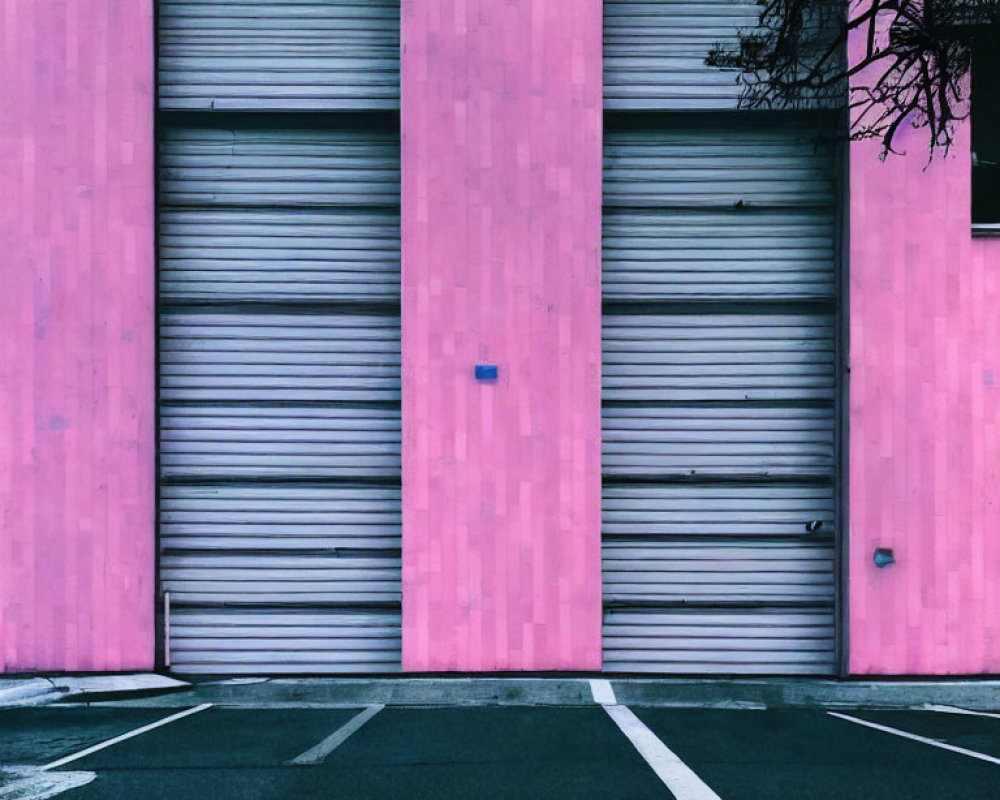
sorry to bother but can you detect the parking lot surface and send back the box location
[1,701,999,799]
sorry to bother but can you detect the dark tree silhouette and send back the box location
[707,0,1000,156]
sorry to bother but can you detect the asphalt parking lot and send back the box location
[1,700,999,799]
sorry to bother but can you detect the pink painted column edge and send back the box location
[847,19,1000,675]
[399,0,604,671]
[0,0,156,672]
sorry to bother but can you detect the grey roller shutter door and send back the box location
[602,609,835,673]
[160,210,400,303]
[602,121,839,674]
[604,0,759,110]
[167,610,401,673]
[604,210,836,301]
[159,119,402,674]
[159,313,400,403]
[604,0,843,111]
[159,124,401,206]
[158,0,400,110]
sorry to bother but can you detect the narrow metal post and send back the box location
[163,591,171,668]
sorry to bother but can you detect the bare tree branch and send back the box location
[707,0,1000,156]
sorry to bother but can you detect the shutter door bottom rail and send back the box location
[602,606,836,675]
[166,607,403,674]
[159,112,403,674]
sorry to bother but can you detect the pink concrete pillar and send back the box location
[0,0,155,671]
[848,33,1000,674]
[400,0,604,671]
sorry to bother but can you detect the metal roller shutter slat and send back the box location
[160,114,402,673]
[602,121,839,674]
[158,0,400,110]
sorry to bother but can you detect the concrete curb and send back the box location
[0,680,56,707]
[50,674,191,703]
[0,675,190,708]
[0,767,95,800]
[62,677,1000,711]
[611,678,1000,711]
[0,692,70,710]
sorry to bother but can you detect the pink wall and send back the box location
[0,0,155,672]
[849,105,1000,672]
[400,0,603,671]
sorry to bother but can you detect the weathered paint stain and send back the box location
[400,0,604,671]
[0,0,155,671]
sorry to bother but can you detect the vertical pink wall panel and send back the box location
[849,54,1000,672]
[0,0,155,671]
[400,0,603,671]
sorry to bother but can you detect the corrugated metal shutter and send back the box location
[159,312,400,403]
[604,0,759,110]
[161,485,401,550]
[602,609,835,673]
[160,209,400,303]
[159,117,402,674]
[603,124,835,207]
[168,610,401,673]
[161,409,400,479]
[602,119,839,674]
[603,209,836,301]
[603,314,836,403]
[159,123,401,206]
[158,0,400,110]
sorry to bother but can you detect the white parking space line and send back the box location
[589,679,617,706]
[923,705,1000,720]
[288,704,384,766]
[828,711,1000,766]
[603,704,723,800]
[40,704,214,771]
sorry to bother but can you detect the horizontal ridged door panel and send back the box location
[161,485,401,551]
[603,313,836,402]
[604,541,836,603]
[169,610,401,673]
[160,312,400,403]
[602,120,839,675]
[603,407,835,477]
[161,407,400,479]
[160,209,400,303]
[603,209,835,301]
[162,554,402,604]
[604,0,758,110]
[603,609,835,673]
[604,125,835,208]
[158,0,400,110]
[603,483,835,538]
[159,124,401,207]
[160,117,402,674]
[603,0,843,112]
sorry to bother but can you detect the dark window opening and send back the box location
[972,43,1000,229]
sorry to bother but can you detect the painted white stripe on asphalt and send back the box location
[41,703,214,771]
[603,704,722,800]
[828,711,1000,765]
[590,679,617,706]
[923,704,1000,720]
[288,704,384,766]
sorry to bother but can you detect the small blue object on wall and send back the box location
[873,547,895,568]
[474,364,499,381]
